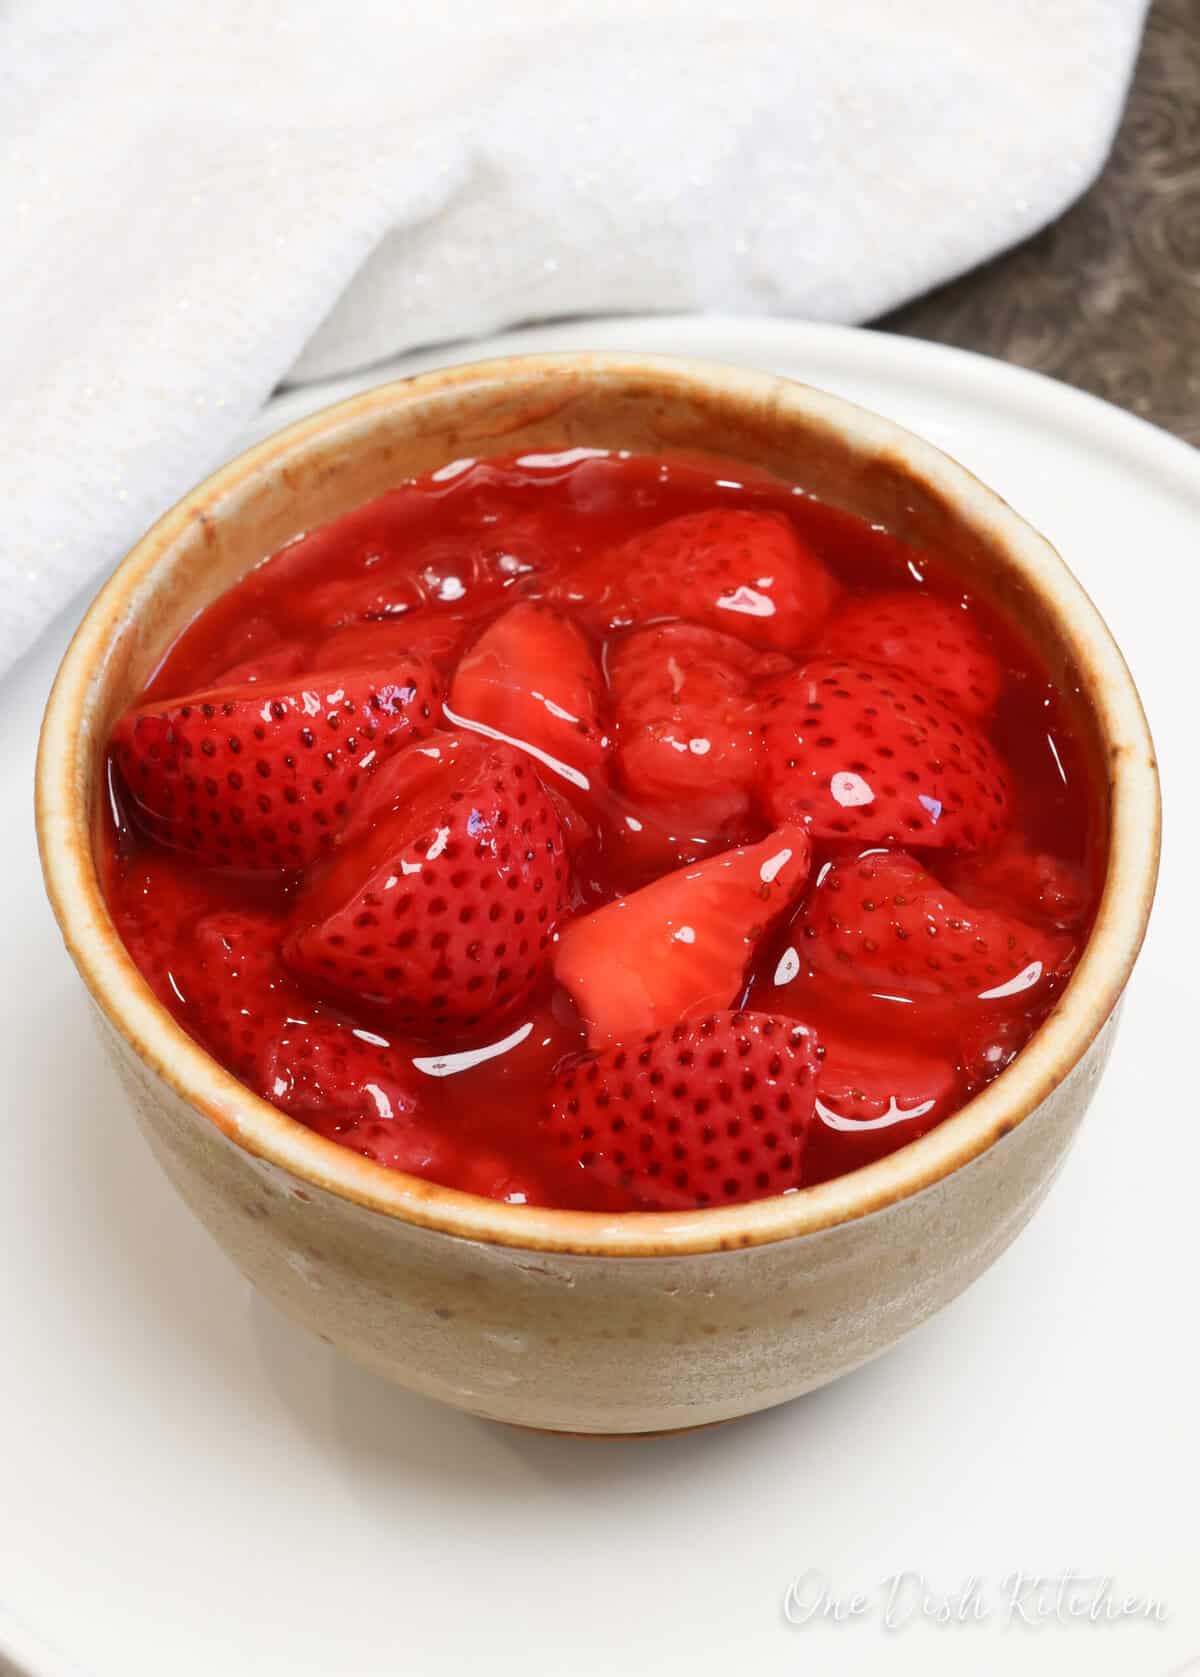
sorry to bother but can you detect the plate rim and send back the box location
[264,313,1200,502]
[9,311,1189,1677]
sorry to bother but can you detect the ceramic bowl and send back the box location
[36,352,1160,1435]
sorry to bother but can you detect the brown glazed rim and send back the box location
[36,353,1161,1257]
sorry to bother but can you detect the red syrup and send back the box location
[102,449,1102,1212]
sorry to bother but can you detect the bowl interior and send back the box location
[38,351,1159,1256]
[83,357,1104,766]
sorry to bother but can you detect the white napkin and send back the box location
[0,0,1146,678]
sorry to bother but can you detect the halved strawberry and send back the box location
[939,837,1088,929]
[760,657,1010,850]
[111,660,443,870]
[556,509,838,651]
[820,590,1002,720]
[544,1011,820,1211]
[284,737,570,1032]
[608,623,788,837]
[800,850,1073,1027]
[554,825,811,1043]
[447,602,608,792]
[805,1026,957,1180]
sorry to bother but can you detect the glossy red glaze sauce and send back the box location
[102,449,1102,1211]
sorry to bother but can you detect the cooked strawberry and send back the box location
[544,1011,820,1211]
[448,603,607,792]
[596,795,759,882]
[760,657,1010,850]
[177,908,293,1081]
[201,613,307,685]
[805,1026,957,1180]
[183,614,296,688]
[296,573,426,635]
[450,1149,547,1205]
[820,590,1001,720]
[957,1015,1034,1087]
[544,782,597,858]
[267,1015,545,1194]
[939,837,1088,929]
[327,727,475,849]
[257,1019,451,1173]
[98,448,1106,1218]
[608,623,788,835]
[211,645,308,687]
[284,738,569,1031]
[111,660,443,871]
[176,909,447,1170]
[312,616,467,677]
[800,850,1073,1023]
[556,509,838,651]
[262,1017,421,1126]
[392,999,571,1203]
[554,825,811,1044]
[105,845,225,1010]
[261,492,435,635]
[182,910,548,1190]
[277,494,555,639]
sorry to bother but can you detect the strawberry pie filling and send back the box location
[102,450,1100,1212]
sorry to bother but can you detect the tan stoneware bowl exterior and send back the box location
[36,353,1160,1435]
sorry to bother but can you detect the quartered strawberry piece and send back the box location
[554,825,811,1044]
[799,850,1073,1032]
[111,660,443,871]
[556,508,838,651]
[448,602,608,793]
[760,657,1010,850]
[608,623,788,837]
[284,737,570,1032]
[820,590,1002,720]
[939,836,1089,929]
[805,1025,958,1180]
[544,1011,820,1211]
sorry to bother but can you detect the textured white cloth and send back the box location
[0,0,1147,676]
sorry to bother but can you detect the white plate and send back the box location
[2,319,1195,1677]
